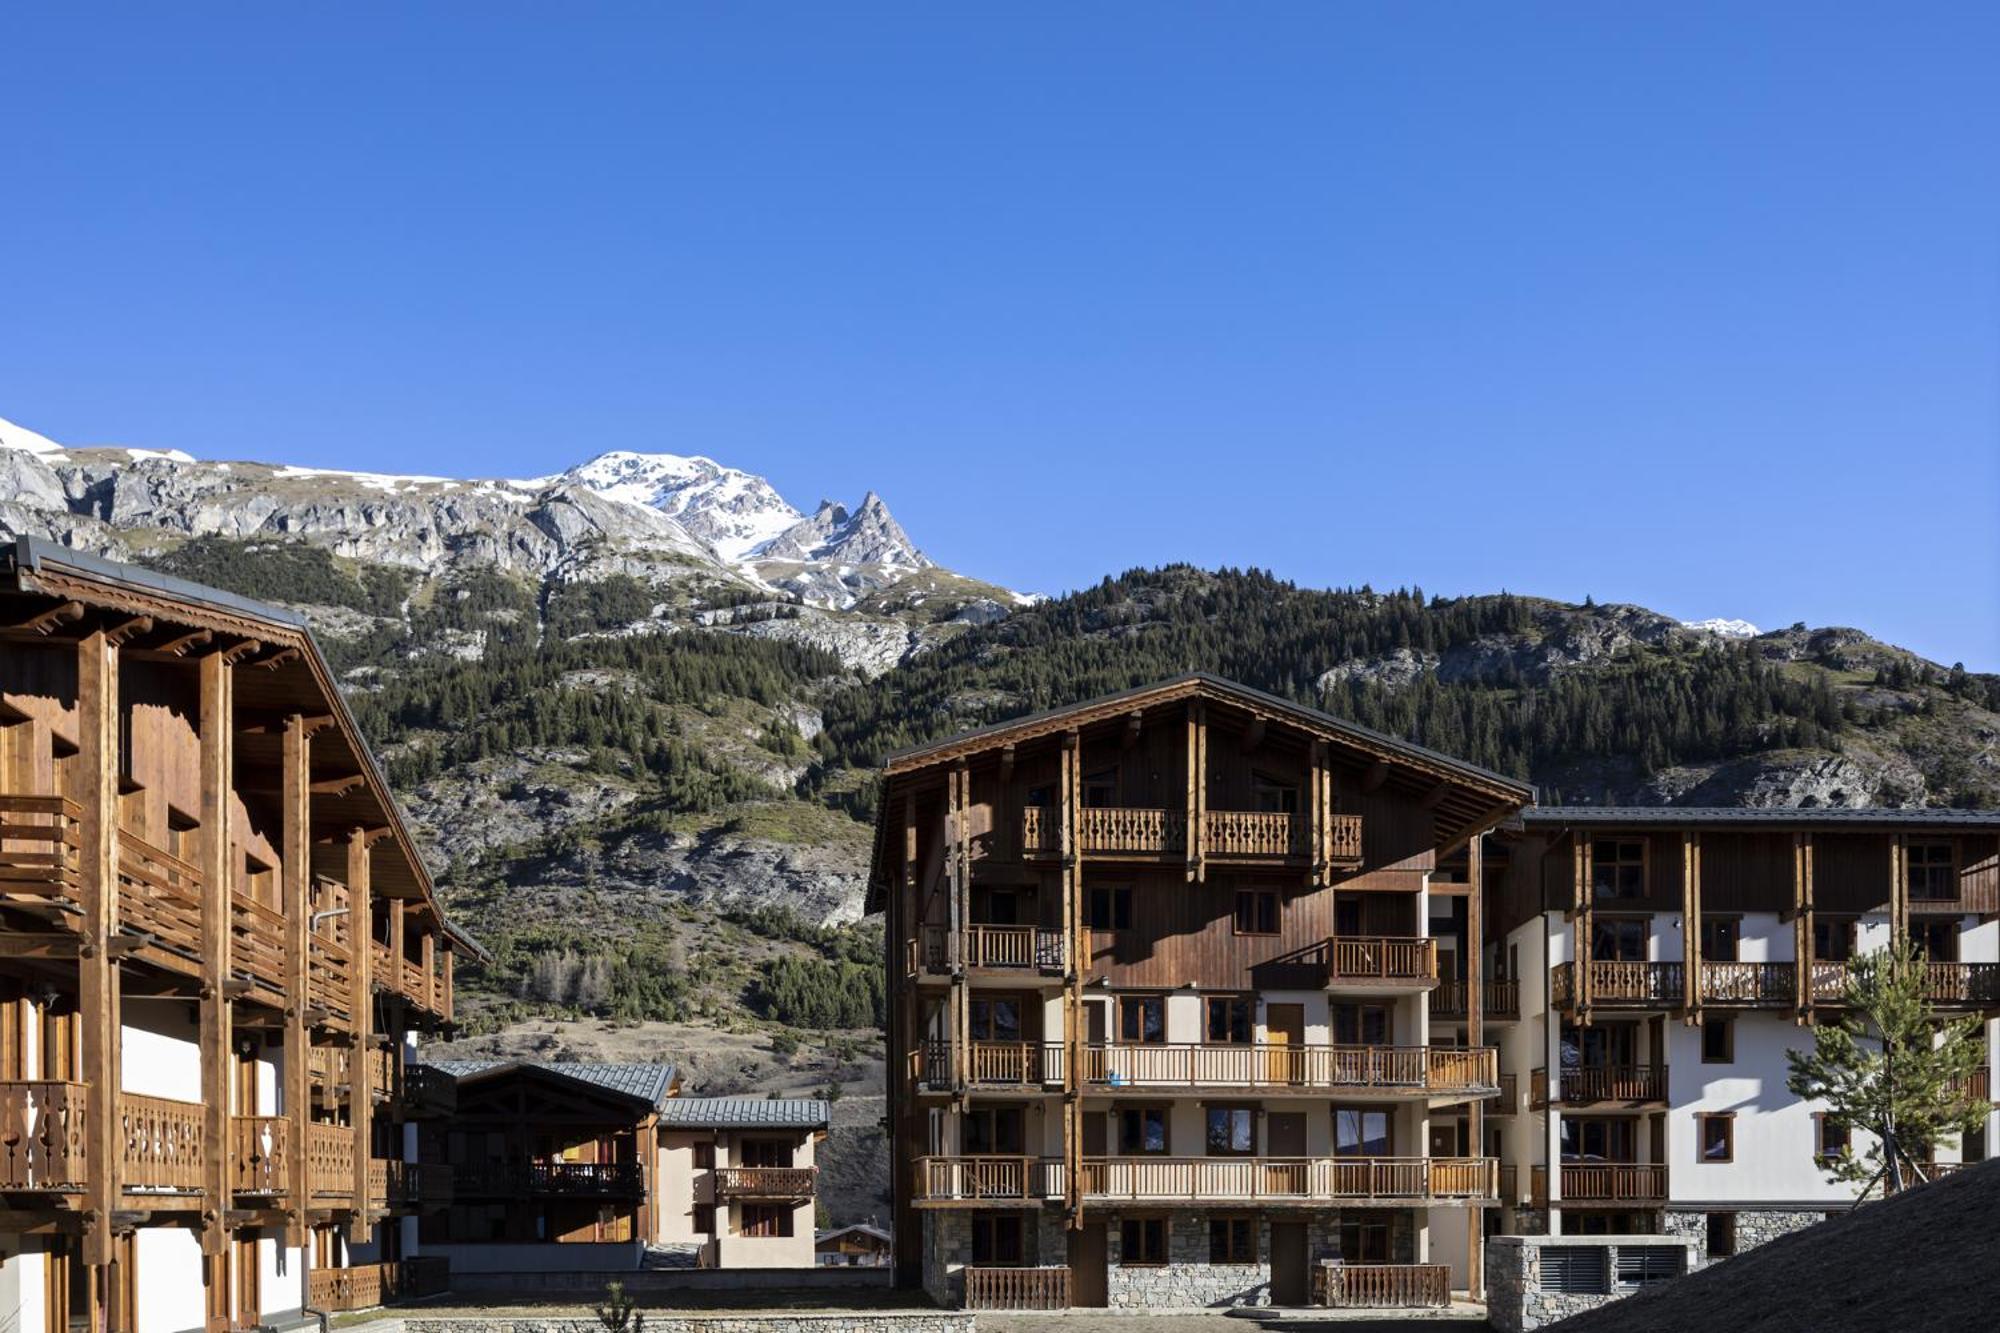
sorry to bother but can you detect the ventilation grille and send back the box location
[1540,1247,1609,1295]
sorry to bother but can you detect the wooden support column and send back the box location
[997,744,1016,861]
[1572,837,1592,1023]
[1185,701,1208,883]
[441,941,454,1024]
[1306,740,1326,888]
[281,713,312,1247]
[1682,832,1700,1020]
[945,766,965,1093]
[77,626,121,1267]
[1059,730,1082,1225]
[1890,832,1909,946]
[1465,830,1485,1299]
[198,648,235,1262]
[346,829,374,1243]
[1793,833,1813,1024]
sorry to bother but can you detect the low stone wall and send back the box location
[405,1316,967,1333]
[1662,1208,1827,1266]
[443,1270,893,1299]
[1487,1234,1698,1333]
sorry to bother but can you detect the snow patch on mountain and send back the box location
[0,414,69,457]
[562,451,804,561]
[1684,617,1761,639]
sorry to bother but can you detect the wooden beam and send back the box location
[997,744,1016,861]
[0,934,88,959]
[218,639,264,667]
[252,647,302,672]
[1361,760,1390,793]
[102,616,153,648]
[77,626,122,1266]
[156,628,214,658]
[8,600,84,635]
[282,714,312,1246]
[347,828,374,1242]
[1466,831,1484,1299]
[309,774,366,799]
[198,647,234,1256]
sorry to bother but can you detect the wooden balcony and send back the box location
[1700,962,1794,1006]
[912,1155,1065,1206]
[1019,806,1361,864]
[1952,1066,1992,1105]
[1560,1162,1668,1203]
[1810,961,2000,1009]
[0,794,82,917]
[309,1045,398,1102]
[1431,978,1520,1019]
[917,925,1066,977]
[1078,1155,1496,1203]
[1324,936,1438,991]
[1555,1065,1666,1107]
[453,1159,645,1198]
[231,1115,290,1196]
[713,1166,817,1200]
[120,1092,203,1194]
[965,1266,1071,1311]
[306,1256,450,1312]
[1551,961,1683,1010]
[1080,1042,1496,1098]
[231,891,288,1007]
[0,1080,88,1191]
[1314,1263,1451,1310]
[116,834,205,979]
[917,1040,1065,1092]
[372,941,451,1019]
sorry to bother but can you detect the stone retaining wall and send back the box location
[406,1316,969,1333]
[1486,1234,1698,1333]
[1662,1208,1826,1266]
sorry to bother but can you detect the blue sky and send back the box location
[3,4,1996,667]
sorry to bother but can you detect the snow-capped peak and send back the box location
[561,451,803,561]
[1684,617,1760,639]
[0,414,69,457]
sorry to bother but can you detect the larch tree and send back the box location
[1786,936,1987,1198]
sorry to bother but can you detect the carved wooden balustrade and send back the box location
[1699,962,1794,1006]
[1079,1042,1495,1095]
[307,1257,451,1312]
[1019,806,1360,862]
[1076,1156,1495,1203]
[713,1166,817,1200]
[1552,961,1684,1009]
[0,1080,88,1190]
[120,1093,204,1193]
[230,1115,290,1195]
[964,1267,1071,1311]
[1315,1263,1451,1310]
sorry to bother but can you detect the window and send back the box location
[1205,1106,1256,1157]
[1908,842,1956,901]
[1701,1017,1733,1064]
[963,1107,1025,1155]
[1591,839,1647,900]
[1252,774,1299,814]
[1565,1022,1636,1069]
[1119,995,1165,1045]
[1082,769,1119,809]
[1540,1247,1610,1295]
[1338,1218,1391,1263]
[1700,916,1740,962]
[1118,1107,1169,1155]
[1706,1212,1736,1259]
[741,1204,793,1238]
[979,887,1021,926]
[1332,1003,1390,1046]
[1561,1118,1634,1162]
[1814,1115,1850,1167]
[1334,1107,1391,1157]
[691,1142,715,1170]
[692,1204,715,1234]
[741,1140,791,1168]
[1698,1114,1734,1163]
[1908,919,1958,962]
[1205,996,1252,1044]
[1120,1217,1167,1266]
[1208,1216,1256,1263]
[1590,917,1648,962]
[1812,918,1856,962]
[969,996,1022,1042]
[971,1214,1023,1265]
[1088,886,1133,932]
[1233,889,1279,936]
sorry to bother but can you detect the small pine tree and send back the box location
[595,1281,644,1333]
[1785,938,1987,1197]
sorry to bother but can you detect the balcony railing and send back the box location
[231,1116,290,1195]
[1810,960,2000,1008]
[1552,961,1683,1009]
[965,1266,1071,1311]
[1078,1156,1495,1203]
[1431,978,1521,1019]
[1561,1162,1669,1202]
[1019,806,1361,862]
[306,1257,450,1312]
[372,942,450,1018]
[913,1155,1065,1203]
[1700,962,1794,1005]
[1952,1067,1992,1105]
[0,1080,88,1190]
[453,1159,645,1197]
[309,1045,398,1100]
[308,1122,356,1200]
[1325,936,1437,987]
[121,1092,203,1193]
[117,834,204,972]
[713,1166,817,1200]
[1558,1065,1666,1105]
[1314,1263,1451,1310]
[1080,1042,1495,1096]
[918,925,1065,974]
[0,794,82,911]
[918,1040,1065,1091]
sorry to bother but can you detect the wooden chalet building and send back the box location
[0,538,469,1333]
[870,674,1534,1310]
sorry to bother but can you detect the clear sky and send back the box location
[3,4,1996,667]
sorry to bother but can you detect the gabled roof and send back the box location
[657,1097,831,1130]
[424,1060,680,1111]
[1519,807,2000,832]
[816,1223,891,1245]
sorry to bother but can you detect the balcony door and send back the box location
[1265,1003,1304,1084]
[1909,920,1958,962]
[1267,1112,1307,1193]
[1590,917,1648,962]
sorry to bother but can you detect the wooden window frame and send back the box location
[969,994,1026,1043]
[1117,1105,1171,1156]
[690,1141,715,1170]
[1208,1214,1257,1264]
[1811,1113,1850,1168]
[1697,1113,1735,1164]
[1700,1016,1733,1065]
[1812,917,1857,963]
[1204,1104,1258,1158]
[1251,772,1300,815]
[740,1203,794,1238]
[1088,885,1134,932]
[1332,1104,1394,1158]
[963,1105,1027,1156]
[1118,994,1166,1045]
[1706,1211,1736,1258]
[1699,914,1741,963]
[692,1203,715,1235]
[1339,1217,1392,1264]
[1081,768,1120,810]
[1204,995,1253,1045]
[1119,1215,1169,1267]
[971,1213,1025,1266]
[1907,840,1957,902]
[1591,838,1648,901]
[1589,915,1650,963]
[1332,1001,1391,1047]
[1233,888,1280,937]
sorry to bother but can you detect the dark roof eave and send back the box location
[1520,807,2000,831]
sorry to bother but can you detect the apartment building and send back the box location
[0,537,469,1333]
[415,1060,829,1271]
[870,674,1535,1310]
[1486,808,2000,1263]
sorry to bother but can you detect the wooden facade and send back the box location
[0,538,468,1331]
[871,675,1533,1308]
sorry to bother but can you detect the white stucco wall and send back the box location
[135,1226,204,1333]
[121,999,202,1102]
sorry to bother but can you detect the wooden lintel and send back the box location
[308,774,366,798]
[251,647,302,671]
[103,615,154,647]
[155,628,214,657]
[0,933,86,959]
[218,638,264,666]
[8,600,85,635]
